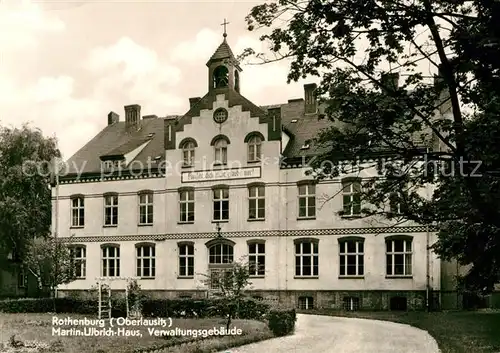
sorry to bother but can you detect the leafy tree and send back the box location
[0,124,60,263]
[24,237,76,310]
[202,259,253,330]
[244,0,500,293]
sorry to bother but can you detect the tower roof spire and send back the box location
[221,18,229,40]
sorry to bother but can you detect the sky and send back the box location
[0,0,311,159]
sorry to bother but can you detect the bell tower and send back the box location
[206,19,242,93]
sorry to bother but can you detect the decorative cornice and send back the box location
[58,226,436,243]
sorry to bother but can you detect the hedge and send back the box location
[267,307,296,336]
[0,297,269,321]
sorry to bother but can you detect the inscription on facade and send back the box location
[181,167,261,183]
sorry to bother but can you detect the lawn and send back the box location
[300,309,500,353]
[0,313,271,353]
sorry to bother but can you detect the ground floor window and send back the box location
[390,296,408,311]
[298,296,314,310]
[343,296,360,311]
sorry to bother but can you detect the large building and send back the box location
[54,33,443,311]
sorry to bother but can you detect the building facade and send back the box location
[54,34,442,311]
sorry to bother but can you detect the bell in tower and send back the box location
[206,19,242,93]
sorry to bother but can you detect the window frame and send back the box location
[136,243,155,278]
[342,178,361,217]
[178,242,195,278]
[103,193,119,226]
[138,192,154,225]
[248,184,265,220]
[179,188,195,223]
[213,139,228,165]
[181,141,196,167]
[338,237,364,277]
[70,245,86,279]
[248,240,265,277]
[70,195,85,227]
[297,182,316,219]
[294,238,319,278]
[212,186,229,222]
[385,236,413,277]
[247,136,262,162]
[101,244,120,277]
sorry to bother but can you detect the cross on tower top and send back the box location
[221,18,229,38]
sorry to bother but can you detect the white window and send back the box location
[343,297,360,311]
[71,197,84,227]
[139,193,153,225]
[136,244,155,278]
[248,185,265,220]
[342,180,361,216]
[209,243,234,264]
[214,139,228,164]
[298,296,314,310]
[181,141,195,167]
[104,194,118,226]
[208,243,234,290]
[101,246,120,277]
[386,237,412,276]
[213,188,229,221]
[247,136,262,162]
[248,242,265,276]
[339,239,364,276]
[298,184,316,218]
[179,189,195,223]
[178,243,194,277]
[295,240,319,277]
[70,246,86,278]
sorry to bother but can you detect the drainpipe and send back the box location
[425,165,431,311]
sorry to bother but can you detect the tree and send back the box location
[244,0,500,293]
[24,237,76,310]
[0,124,60,262]
[203,259,253,330]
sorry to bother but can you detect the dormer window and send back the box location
[213,66,229,88]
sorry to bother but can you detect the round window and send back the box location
[213,108,228,124]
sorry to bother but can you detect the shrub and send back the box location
[267,307,296,336]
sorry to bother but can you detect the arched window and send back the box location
[180,139,197,167]
[213,66,229,88]
[214,139,228,165]
[69,245,86,279]
[209,243,234,264]
[247,136,262,162]
[385,235,413,276]
[294,238,319,277]
[338,237,364,277]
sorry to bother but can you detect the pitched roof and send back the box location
[207,39,236,63]
[64,118,166,175]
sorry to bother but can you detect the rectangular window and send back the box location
[136,245,155,278]
[70,246,86,278]
[295,241,319,277]
[102,246,120,277]
[342,181,361,216]
[139,193,153,225]
[248,186,265,220]
[71,197,84,227]
[298,184,316,218]
[179,190,195,223]
[17,268,27,288]
[386,238,412,276]
[298,296,314,310]
[178,244,194,277]
[343,297,360,311]
[104,195,118,226]
[248,242,265,276]
[339,240,364,276]
[213,188,229,221]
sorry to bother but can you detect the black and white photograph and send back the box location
[0,0,499,352]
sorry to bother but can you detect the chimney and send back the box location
[304,83,317,114]
[124,104,141,129]
[189,97,201,109]
[381,73,399,90]
[107,111,119,125]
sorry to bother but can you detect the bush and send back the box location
[267,307,296,336]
